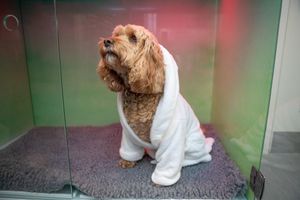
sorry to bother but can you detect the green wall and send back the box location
[212,0,282,199]
[24,0,218,126]
[0,1,34,146]
[21,0,66,126]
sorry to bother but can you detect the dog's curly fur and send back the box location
[97,24,165,168]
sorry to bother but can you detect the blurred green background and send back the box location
[23,0,218,126]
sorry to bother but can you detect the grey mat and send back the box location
[0,127,70,193]
[0,124,246,199]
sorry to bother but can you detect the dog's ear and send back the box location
[128,34,165,94]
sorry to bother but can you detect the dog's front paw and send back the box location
[118,159,136,168]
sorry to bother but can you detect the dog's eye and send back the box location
[129,34,137,44]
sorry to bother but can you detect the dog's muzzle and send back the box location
[104,39,113,48]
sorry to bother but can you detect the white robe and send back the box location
[117,45,214,186]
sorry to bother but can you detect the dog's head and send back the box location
[98,24,165,94]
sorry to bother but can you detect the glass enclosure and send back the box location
[3,0,298,200]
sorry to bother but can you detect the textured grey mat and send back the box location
[0,124,246,199]
[0,127,70,193]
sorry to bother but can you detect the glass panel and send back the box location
[212,0,282,199]
[55,0,217,198]
[261,0,300,199]
[0,0,72,198]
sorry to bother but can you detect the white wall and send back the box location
[273,0,300,132]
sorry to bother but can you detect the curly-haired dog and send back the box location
[97,24,214,186]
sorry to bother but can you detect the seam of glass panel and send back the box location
[18,0,36,126]
[53,0,73,195]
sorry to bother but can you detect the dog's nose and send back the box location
[104,39,113,47]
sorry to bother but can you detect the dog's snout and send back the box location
[104,39,113,48]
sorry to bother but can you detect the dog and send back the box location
[97,24,214,186]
